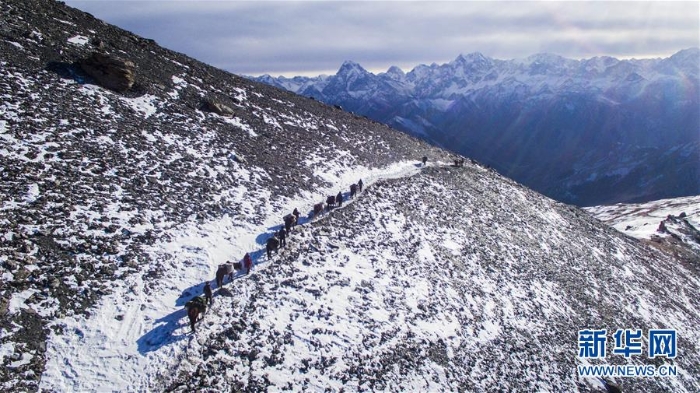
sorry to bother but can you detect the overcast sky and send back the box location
[62,1,700,77]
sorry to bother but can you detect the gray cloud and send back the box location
[63,1,699,76]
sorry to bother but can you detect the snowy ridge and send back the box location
[587,196,700,265]
[259,49,699,103]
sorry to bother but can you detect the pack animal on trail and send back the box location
[313,203,324,217]
[326,195,336,210]
[350,183,358,198]
[453,158,465,167]
[284,214,296,233]
[185,296,207,332]
[215,264,231,287]
[266,236,280,259]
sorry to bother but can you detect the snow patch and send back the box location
[221,117,257,137]
[9,289,38,314]
[120,94,159,118]
[24,184,39,203]
[67,35,89,46]
[0,342,14,363]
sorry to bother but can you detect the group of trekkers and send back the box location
[266,207,301,259]
[186,178,365,332]
[184,153,482,332]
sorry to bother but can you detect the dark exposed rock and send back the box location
[202,97,235,116]
[78,52,135,92]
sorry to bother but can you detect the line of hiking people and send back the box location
[185,153,483,332]
[186,178,364,332]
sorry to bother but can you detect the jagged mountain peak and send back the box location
[581,55,620,72]
[385,65,405,76]
[518,52,574,72]
[673,46,700,58]
[337,59,370,75]
[453,51,488,63]
[450,52,492,73]
[665,47,700,75]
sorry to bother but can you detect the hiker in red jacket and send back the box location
[243,252,253,274]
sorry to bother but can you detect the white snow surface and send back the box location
[67,35,89,46]
[39,161,424,392]
[36,162,700,392]
[586,195,700,240]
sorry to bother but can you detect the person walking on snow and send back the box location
[292,208,300,227]
[284,214,294,233]
[243,252,253,275]
[278,227,287,247]
[336,191,343,207]
[358,179,363,192]
[203,281,213,304]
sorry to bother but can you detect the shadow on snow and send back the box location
[136,308,189,354]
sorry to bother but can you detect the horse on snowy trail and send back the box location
[266,236,280,259]
[284,214,296,233]
[313,203,324,217]
[215,264,231,287]
[185,296,207,332]
[326,195,336,209]
[350,183,358,198]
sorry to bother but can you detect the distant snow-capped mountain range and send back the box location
[252,49,700,207]
[2,0,699,391]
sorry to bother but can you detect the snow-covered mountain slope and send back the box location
[587,196,700,273]
[132,166,700,393]
[1,1,698,392]
[253,50,700,207]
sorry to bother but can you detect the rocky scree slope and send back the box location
[161,165,700,392]
[0,0,444,390]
